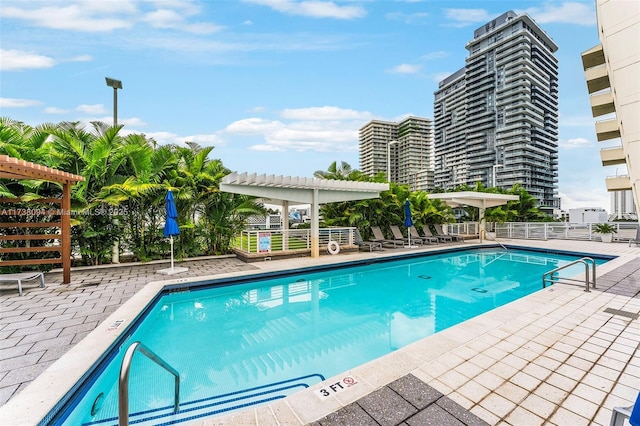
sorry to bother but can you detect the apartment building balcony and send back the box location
[606,175,631,191]
[590,91,616,117]
[600,146,626,166]
[584,65,610,94]
[595,118,621,141]
[581,44,605,70]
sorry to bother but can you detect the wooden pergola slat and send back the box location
[0,155,84,284]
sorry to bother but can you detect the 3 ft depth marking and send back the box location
[314,376,358,399]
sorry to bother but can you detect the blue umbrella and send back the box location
[163,190,180,270]
[404,199,413,247]
[163,190,180,237]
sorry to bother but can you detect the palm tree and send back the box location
[46,121,126,265]
[99,135,175,260]
[314,161,369,181]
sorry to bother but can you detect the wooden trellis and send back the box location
[0,155,84,283]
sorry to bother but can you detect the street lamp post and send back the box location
[492,164,503,188]
[105,77,122,264]
[386,140,398,183]
[105,77,123,126]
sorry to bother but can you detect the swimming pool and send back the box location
[50,247,611,425]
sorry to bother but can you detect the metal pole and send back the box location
[113,87,118,127]
[387,143,391,183]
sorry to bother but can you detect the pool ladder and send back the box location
[542,257,596,292]
[119,342,180,426]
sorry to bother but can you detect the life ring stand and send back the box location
[327,241,340,255]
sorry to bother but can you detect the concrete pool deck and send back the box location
[0,239,638,425]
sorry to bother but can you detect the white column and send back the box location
[311,188,320,257]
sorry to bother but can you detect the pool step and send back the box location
[83,374,325,426]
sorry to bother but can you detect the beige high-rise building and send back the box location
[581,0,640,214]
[359,116,433,191]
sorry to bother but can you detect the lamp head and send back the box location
[105,77,123,89]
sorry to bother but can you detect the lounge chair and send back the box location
[370,226,404,248]
[610,391,639,426]
[422,224,452,243]
[409,226,438,244]
[434,224,464,242]
[354,229,383,252]
[390,225,423,246]
[0,272,45,296]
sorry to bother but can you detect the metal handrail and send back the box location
[542,257,596,292]
[119,342,180,426]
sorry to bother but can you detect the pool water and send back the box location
[56,248,609,425]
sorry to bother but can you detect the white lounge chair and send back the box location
[0,272,45,296]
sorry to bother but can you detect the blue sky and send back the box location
[0,0,619,211]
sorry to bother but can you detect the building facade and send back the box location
[434,11,560,215]
[610,190,637,221]
[582,0,640,215]
[568,207,608,224]
[359,116,433,191]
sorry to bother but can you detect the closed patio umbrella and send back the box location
[404,199,416,248]
[158,190,188,275]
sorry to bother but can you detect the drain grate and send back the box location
[604,307,639,320]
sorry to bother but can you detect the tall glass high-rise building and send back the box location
[434,11,560,215]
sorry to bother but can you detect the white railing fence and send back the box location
[236,227,355,254]
[494,222,638,242]
[447,222,638,243]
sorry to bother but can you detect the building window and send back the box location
[496,66,504,88]
[487,52,494,71]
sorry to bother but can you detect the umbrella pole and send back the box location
[170,236,174,270]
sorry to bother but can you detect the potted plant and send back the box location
[594,223,617,243]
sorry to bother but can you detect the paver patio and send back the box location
[0,240,638,425]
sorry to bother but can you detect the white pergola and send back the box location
[220,172,390,257]
[428,191,519,241]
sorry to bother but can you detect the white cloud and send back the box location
[0,49,56,71]
[244,0,366,19]
[0,98,43,108]
[386,11,429,24]
[76,104,107,114]
[119,117,147,127]
[181,133,224,146]
[431,71,452,82]
[225,106,372,153]
[142,9,223,34]
[69,54,93,62]
[420,51,448,61]
[137,131,183,146]
[521,2,596,26]
[387,64,422,74]
[1,1,222,34]
[280,106,371,121]
[226,118,284,134]
[0,3,134,32]
[443,8,492,27]
[44,107,69,114]
[559,137,592,149]
[558,187,609,210]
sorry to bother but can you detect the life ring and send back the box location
[327,241,340,255]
